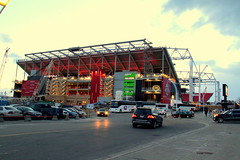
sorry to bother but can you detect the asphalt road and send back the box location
[0,112,212,160]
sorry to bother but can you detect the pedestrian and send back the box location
[204,107,208,117]
[209,109,212,117]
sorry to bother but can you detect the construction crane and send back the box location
[0,48,10,85]
[0,0,10,14]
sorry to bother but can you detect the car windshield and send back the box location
[68,108,75,111]
[5,107,16,110]
[99,109,106,111]
[135,109,151,115]
[24,107,34,111]
[64,109,71,112]
[222,111,229,114]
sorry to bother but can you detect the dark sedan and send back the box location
[15,106,42,119]
[172,110,194,118]
[213,109,240,123]
[132,108,163,128]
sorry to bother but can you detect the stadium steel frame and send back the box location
[16,39,180,84]
[167,47,220,103]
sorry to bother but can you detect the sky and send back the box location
[0,0,239,102]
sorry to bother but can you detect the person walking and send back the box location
[204,107,208,117]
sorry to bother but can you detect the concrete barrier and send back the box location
[75,115,80,120]
[0,115,4,122]
[24,115,32,122]
[52,115,58,121]
[65,115,69,120]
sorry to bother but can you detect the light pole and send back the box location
[0,0,10,14]
[198,65,208,104]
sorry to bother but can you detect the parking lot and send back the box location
[1,110,240,160]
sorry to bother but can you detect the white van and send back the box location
[156,103,168,115]
[86,104,95,109]
[177,104,196,111]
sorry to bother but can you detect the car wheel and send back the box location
[43,113,48,120]
[159,121,163,127]
[152,121,157,129]
[132,123,137,128]
[218,117,224,123]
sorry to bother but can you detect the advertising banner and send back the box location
[161,76,171,104]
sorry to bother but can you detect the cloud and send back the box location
[8,53,22,59]
[0,33,12,43]
[163,0,240,37]
[214,62,240,77]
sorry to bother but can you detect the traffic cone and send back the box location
[178,114,181,119]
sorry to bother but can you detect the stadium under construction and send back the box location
[13,39,213,106]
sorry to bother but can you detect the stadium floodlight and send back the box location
[0,0,10,14]
[0,0,10,6]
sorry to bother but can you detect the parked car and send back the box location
[0,106,23,120]
[156,103,168,116]
[213,109,240,123]
[132,107,163,128]
[172,110,194,118]
[176,104,196,112]
[97,108,109,117]
[15,106,42,119]
[30,103,60,119]
[211,109,223,116]
[69,107,86,118]
[63,108,78,118]
[157,107,167,116]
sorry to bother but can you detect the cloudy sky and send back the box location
[0,0,239,101]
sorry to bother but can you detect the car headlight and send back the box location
[97,111,100,114]
[105,111,108,114]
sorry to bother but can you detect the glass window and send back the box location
[5,107,13,110]
[0,107,3,111]
[226,111,232,115]
[135,109,151,115]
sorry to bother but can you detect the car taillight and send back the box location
[132,114,137,118]
[8,111,14,114]
[147,115,155,119]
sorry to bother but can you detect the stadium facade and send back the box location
[13,39,181,105]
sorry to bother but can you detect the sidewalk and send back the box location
[106,112,240,160]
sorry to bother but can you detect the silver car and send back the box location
[0,106,23,119]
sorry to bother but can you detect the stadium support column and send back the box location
[15,64,18,82]
[24,59,27,80]
[215,81,221,103]
[162,47,165,74]
[189,57,194,103]
[114,52,117,73]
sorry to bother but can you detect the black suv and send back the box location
[213,109,240,123]
[30,103,64,119]
[132,108,163,128]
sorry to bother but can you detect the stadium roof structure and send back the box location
[16,39,179,83]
